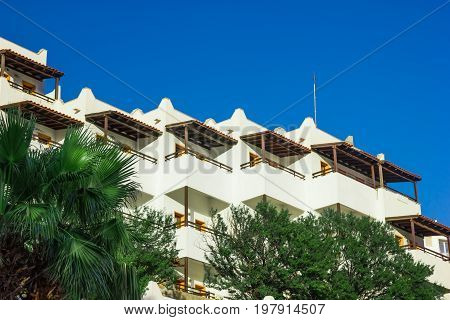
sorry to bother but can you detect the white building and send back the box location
[1,38,449,299]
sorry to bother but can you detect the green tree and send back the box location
[205,203,444,300]
[318,209,444,299]
[122,207,179,296]
[0,111,175,299]
[205,202,334,299]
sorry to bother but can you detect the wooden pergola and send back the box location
[0,101,82,130]
[312,142,421,200]
[85,110,162,141]
[166,120,237,149]
[387,215,450,260]
[0,49,64,100]
[240,130,311,159]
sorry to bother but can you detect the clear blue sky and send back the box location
[2,0,449,224]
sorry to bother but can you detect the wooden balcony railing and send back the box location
[313,167,375,189]
[9,81,55,103]
[32,134,61,148]
[175,284,216,299]
[165,147,232,172]
[173,220,217,235]
[241,157,305,180]
[401,244,450,262]
[104,138,157,164]
[312,167,334,178]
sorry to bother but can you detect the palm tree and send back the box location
[0,110,140,299]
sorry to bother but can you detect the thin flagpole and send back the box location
[313,73,317,126]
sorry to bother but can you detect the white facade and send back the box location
[1,38,449,299]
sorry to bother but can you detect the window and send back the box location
[395,235,405,246]
[37,132,51,146]
[320,161,331,175]
[176,279,186,291]
[175,144,185,157]
[2,71,10,81]
[22,80,36,93]
[174,212,185,228]
[195,219,206,232]
[195,284,206,297]
[121,143,132,153]
[249,152,260,167]
[439,240,449,256]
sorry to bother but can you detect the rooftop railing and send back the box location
[165,147,232,172]
[9,81,55,103]
[241,157,306,180]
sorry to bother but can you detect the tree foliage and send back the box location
[122,207,179,296]
[205,202,444,300]
[0,111,176,299]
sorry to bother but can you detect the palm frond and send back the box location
[3,203,60,240]
[94,215,131,256]
[0,110,35,170]
[50,230,114,299]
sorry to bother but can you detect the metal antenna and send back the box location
[313,73,317,126]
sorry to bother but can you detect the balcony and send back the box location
[8,81,55,104]
[165,119,236,175]
[1,49,63,100]
[32,133,61,148]
[165,147,232,172]
[312,142,421,203]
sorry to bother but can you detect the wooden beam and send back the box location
[262,194,267,203]
[336,203,341,213]
[332,145,338,172]
[413,219,447,237]
[414,182,418,202]
[103,115,108,139]
[371,165,376,188]
[336,146,376,167]
[54,77,60,100]
[189,126,227,147]
[447,237,450,259]
[381,164,415,183]
[378,163,384,187]
[5,57,56,79]
[410,219,416,249]
[184,125,189,151]
[261,133,266,161]
[184,257,188,292]
[101,115,156,138]
[0,53,5,78]
[184,186,189,227]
